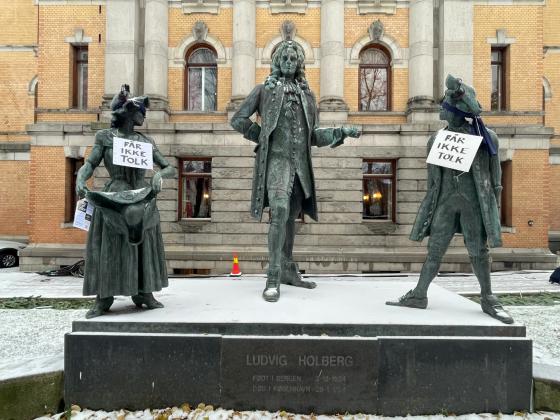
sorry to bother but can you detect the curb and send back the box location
[534,363,560,412]
[0,370,63,420]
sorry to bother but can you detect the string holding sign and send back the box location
[426,129,483,172]
[112,136,153,170]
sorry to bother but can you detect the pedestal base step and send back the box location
[65,332,532,415]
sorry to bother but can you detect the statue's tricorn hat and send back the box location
[444,74,482,116]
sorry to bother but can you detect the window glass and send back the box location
[359,46,390,111]
[180,159,212,219]
[362,160,396,221]
[186,47,217,111]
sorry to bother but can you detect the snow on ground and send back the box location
[507,305,560,366]
[0,309,86,374]
[34,406,560,420]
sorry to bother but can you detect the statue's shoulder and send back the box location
[486,127,499,147]
[94,129,113,146]
[136,131,156,146]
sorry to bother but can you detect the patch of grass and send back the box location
[468,292,560,306]
[0,297,94,310]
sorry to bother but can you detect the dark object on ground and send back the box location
[550,267,560,284]
[38,260,85,277]
[0,240,26,268]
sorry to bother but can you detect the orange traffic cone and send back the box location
[230,254,242,277]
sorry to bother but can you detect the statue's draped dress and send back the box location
[83,129,168,298]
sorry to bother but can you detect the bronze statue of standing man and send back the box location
[387,75,513,324]
[231,40,360,302]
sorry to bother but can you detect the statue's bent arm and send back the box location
[231,85,263,144]
[76,132,105,196]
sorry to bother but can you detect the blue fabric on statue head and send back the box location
[442,75,497,156]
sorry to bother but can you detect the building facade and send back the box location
[1,0,559,273]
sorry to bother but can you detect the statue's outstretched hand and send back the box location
[331,126,361,148]
[152,172,163,194]
[342,126,361,139]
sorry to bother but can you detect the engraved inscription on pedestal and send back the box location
[221,337,378,414]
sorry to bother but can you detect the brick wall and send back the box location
[0,161,29,236]
[256,9,321,48]
[28,146,87,244]
[0,0,37,45]
[473,5,543,113]
[544,0,560,47]
[0,52,37,134]
[502,150,550,248]
[37,5,105,110]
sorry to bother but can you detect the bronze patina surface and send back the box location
[76,85,176,318]
[231,41,360,302]
[387,75,513,324]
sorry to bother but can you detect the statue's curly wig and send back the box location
[267,40,308,90]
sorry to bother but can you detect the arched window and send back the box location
[359,45,391,111]
[185,46,217,111]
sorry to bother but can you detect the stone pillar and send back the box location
[143,0,169,121]
[319,0,348,122]
[103,0,142,114]
[438,0,473,94]
[407,0,437,122]
[228,0,256,112]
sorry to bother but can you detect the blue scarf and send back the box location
[441,101,497,155]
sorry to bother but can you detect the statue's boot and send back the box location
[263,269,281,302]
[480,295,513,324]
[131,292,164,309]
[281,261,316,289]
[86,296,114,319]
[471,256,513,324]
[385,289,428,309]
[386,254,440,308]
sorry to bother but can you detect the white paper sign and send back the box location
[112,137,153,170]
[426,129,483,172]
[73,199,95,231]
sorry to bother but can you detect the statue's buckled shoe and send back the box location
[132,292,164,309]
[481,295,513,324]
[86,296,114,319]
[386,289,428,309]
[281,264,316,289]
[263,272,280,302]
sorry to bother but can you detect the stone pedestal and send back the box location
[65,279,532,415]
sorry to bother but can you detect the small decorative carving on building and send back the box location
[181,0,219,15]
[193,21,209,41]
[358,0,397,15]
[64,28,92,46]
[281,21,297,41]
[270,0,308,15]
[368,20,384,42]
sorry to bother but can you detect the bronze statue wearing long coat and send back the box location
[410,130,502,248]
[231,83,344,223]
